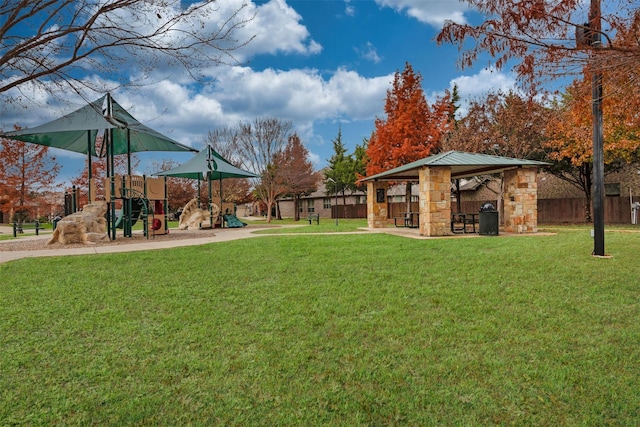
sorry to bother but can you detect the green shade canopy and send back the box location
[0,94,195,156]
[154,145,258,181]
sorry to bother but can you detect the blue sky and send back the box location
[1,0,521,184]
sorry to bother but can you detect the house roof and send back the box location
[457,177,489,191]
[360,151,549,182]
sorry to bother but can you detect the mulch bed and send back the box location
[0,227,229,252]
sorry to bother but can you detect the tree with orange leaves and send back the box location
[0,131,60,228]
[276,133,318,221]
[444,90,549,160]
[444,90,550,217]
[367,63,453,175]
[366,63,454,210]
[545,74,640,221]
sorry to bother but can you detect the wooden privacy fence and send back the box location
[538,197,634,224]
[332,204,367,219]
[332,197,638,224]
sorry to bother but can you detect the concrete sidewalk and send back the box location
[0,226,272,265]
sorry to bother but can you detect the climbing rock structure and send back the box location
[48,201,109,245]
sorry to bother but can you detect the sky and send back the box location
[1,0,522,185]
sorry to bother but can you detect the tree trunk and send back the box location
[405,182,412,213]
[584,195,593,223]
[265,200,273,223]
[582,163,593,223]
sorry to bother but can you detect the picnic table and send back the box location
[394,212,419,228]
[451,212,478,234]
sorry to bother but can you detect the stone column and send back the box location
[419,166,451,236]
[503,167,538,233]
[367,181,388,228]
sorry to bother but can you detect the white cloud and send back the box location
[236,0,322,58]
[374,0,469,27]
[447,67,518,117]
[355,42,382,64]
[344,0,355,17]
[451,67,517,98]
[78,65,392,154]
[209,65,391,123]
[81,0,321,85]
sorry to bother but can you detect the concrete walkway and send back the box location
[0,225,274,265]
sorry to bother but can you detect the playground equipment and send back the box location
[1,93,197,242]
[48,201,109,245]
[178,198,220,230]
[155,144,257,230]
[99,174,168,239]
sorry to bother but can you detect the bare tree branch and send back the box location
[0,0,255,101]
[437,0,640,90]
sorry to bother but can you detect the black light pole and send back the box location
[327,178,338,226]
[590,0,606,256]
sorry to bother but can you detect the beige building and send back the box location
[278,181,366,219]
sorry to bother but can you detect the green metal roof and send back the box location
[361,151,549,181]
[154,144,258,181]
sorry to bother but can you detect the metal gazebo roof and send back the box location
[360,151,549,181]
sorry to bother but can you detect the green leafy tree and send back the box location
[353,139,369,192]
[325,128,356,205]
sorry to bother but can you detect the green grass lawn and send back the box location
[1,226,639,425]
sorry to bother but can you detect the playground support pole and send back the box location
[163,176,168,234]
[220,178,224,228]
[208,177,213,229]
[107,94,117,241]
[197,180,201,209]
[87,132,92,202]
[72,186,77,213]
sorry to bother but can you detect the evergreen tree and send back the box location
[325,128,356,205]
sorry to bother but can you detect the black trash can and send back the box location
[52,215,62,231]
[478,202,499,236]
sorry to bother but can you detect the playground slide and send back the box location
[223,214,247,228]
[114,209,124,228]
[115,199,144,229]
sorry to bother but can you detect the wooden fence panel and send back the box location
[538,197,632,224]
[332,204,367,219]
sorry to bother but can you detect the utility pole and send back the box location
[590,0,605,256]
